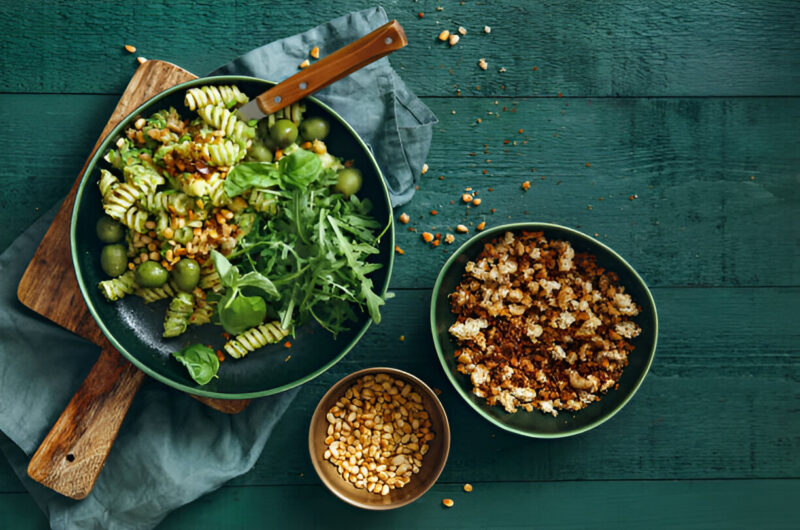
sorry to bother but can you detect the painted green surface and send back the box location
[2,96,798,287]
[1,1,799,96]
[0,0,797,528]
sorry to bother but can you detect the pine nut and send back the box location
[321,373,436,496]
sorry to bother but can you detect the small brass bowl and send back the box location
[308,367,450,510]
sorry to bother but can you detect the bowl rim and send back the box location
[307,366,451,510]
[429,222,658,438]
[70,75,395,399]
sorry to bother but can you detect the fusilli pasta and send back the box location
[223,321,289,359]
[163,292,194,338]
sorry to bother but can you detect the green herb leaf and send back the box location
[172,344,219,385]
[211,250,237,287]
[278,149,322,189]
[219,293,267,335]
[237,271,279,299]
[225,162,281,198]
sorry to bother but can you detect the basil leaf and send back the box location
[278,149,322,189]
[172,344,219,385]
[219,294,267,335]
[237,271,279,299]
[211,250,237,287]
[225,162,280,197]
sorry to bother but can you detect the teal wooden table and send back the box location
[1,1,798,528]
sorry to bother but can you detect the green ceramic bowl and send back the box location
[71,76,394,399]
[430,223,657,437]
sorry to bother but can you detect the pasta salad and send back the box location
[94,84,388,384]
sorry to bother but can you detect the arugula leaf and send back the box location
[172,344,219,385]
[225,162,280,198]
[278,149,322,189]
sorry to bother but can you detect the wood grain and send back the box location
[158,480,798,528]
[1,1,799,97]
[18,60,248,500]
[26,344,144,500]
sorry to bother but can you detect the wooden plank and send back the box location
[1,1,799,97]
[157,480,798,529]
[2,95,798,287]
[2,479,796,529]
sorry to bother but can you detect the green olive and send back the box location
[299,117,330,141]
[100,244,128,277]
[171,258,201,292]
[335,168,363,198]
[96,217,124,243]
[256,117,271,139]
[248,141,273,163]
[269,119,298,148]
[134,261,169,288]
[173,227,193,244]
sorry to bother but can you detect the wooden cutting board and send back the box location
[17,60,250,500]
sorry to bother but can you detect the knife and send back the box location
[237,20,407,123]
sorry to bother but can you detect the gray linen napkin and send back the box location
[0,7,435,529]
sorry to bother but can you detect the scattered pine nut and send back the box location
[472,198,482,206]
[463,483,473,492]
[310,46,320,59]
[498,67,507,73]
[137,57,147,65]
[462,193,473,203]
[477,221,486,231]
[444,234,455,244]
[449,34,460,46]
[422,232,434,243]
[522,181,531,191]
[443,498,454,508]
[299,59,310,69]
[483,26,491,34]
[124,44,136,53]
[421,163,429,175]
[395,245,405,255]
[399,213,410,224]
[438,30,450,42]
[436,6,443,11]
[458,26,467,35]
[456,224,469,233]
[478,58,488,70]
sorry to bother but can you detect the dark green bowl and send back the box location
[71,76,394,399]
[430,223,657,437]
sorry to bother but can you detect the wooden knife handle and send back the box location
[255,19,407,115]
[27,346,145,500]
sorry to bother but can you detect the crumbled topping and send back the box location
[448,231,642,416]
